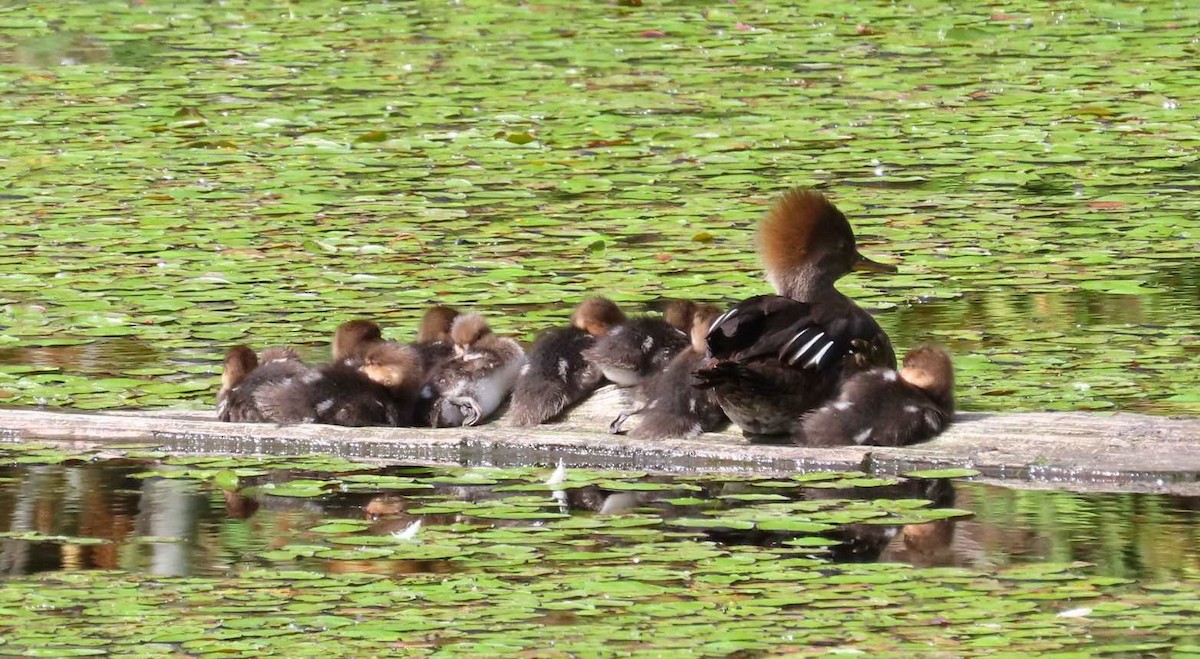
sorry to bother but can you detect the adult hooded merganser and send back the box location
[695,188,897,436]
[581,300,693,387]
[508,297,627,426]
[255,341,426,427]
[799,344,954,447]
[217,344,309,422]
[426,313,525,427]
[332,319,385,366]
[610,304,728,439]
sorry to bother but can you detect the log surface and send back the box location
[2,385,1198,494]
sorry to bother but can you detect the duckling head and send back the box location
[689,305,724,354]
[360,342,423,390]
[450,314,492,356]
[570,297,627,337]
[222,345,258,392]
[899,344,955,411]
[662,300,698,333]
[417,305,460,344]
[332,319,384,364]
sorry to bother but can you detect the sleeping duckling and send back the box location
[581,300,694,386]
[609,305,728,439]
[508,297,626,426]
[427,314,525,427]
[412,305,459,372]
[256,341,425,427]
[217,344,309,422]
[332,319,385,366]
[798,344,954,447]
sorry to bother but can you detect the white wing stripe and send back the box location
[787,331,826,365]
[805,340,836,368]
[778,328,812,358]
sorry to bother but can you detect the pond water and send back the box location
[1,445,1198,654]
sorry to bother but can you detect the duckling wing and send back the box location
[707,295,894,371]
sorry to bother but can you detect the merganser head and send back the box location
[570,297,627,337]
[899,344,955,411]
[450,314,493,355]
[360,341,423,390]
[221,345,258,392]
[417,305,460,344]
[757,188,896,299]
[332,319,384,364]
[662,300,698,333]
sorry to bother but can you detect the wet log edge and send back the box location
[1,387,1197,495]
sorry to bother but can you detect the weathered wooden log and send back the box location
[1,385,1197,494]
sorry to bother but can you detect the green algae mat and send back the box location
[0,0,1198,416]
[2,443,1198,656]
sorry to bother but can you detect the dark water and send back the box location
[2,460,1196,580]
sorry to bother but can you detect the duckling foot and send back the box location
[608,408,640,435]
[453,398,484,427]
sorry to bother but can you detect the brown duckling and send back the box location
[256,341,425,427]
[798,344,954,447]
[610,305,729,439]
[427,314,525,427]
[581,299,694,387]
[412,305,459,371]
[332,319,385,366]
[695,188,897,436]
[508,297,627,426]
[217,344,309,422]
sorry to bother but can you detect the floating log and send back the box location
[1,385,1197,494]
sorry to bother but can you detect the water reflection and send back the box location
[2,461,1198,580]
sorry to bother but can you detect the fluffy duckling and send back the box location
[255,341,425,427]
[798,345,954,447]
[508,297,627,426]
[581,300,694,386]
[409,305,460,425]
[610,305,728,439]
[412,305,459,371]
[696,189,897,436]
[217,344,309,422]
[332,319,385,366]
[427,314,525,427]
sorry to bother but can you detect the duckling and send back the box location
[427,314,525,427]
[609,305,729,439]
[581,300,694,386]
[409,305,461,426]
[695,189,897,436]
[255,341,425,427]
[508,297,627,426]
[412,305,459,371]
[332,319,385,366]
[799,345,954,447]
[217,344,309,423]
